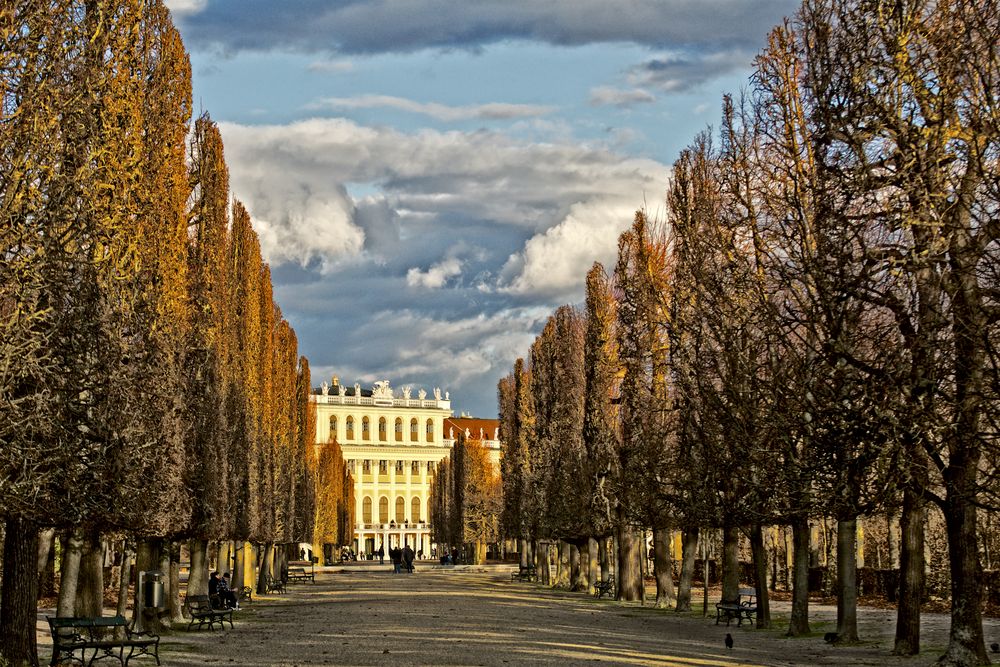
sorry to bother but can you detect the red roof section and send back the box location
[444,417,500,442]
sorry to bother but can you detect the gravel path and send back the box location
[37,565,1000,666]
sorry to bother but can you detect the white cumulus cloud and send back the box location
[307,95,555,121]
[218,117,665,296]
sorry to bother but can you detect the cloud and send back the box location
[307,59,355,73]
[627,49,751,92]
[305,306,550,415]
[164,0,207,16]
[306,95,555,121]
[588,86,656,108]
[499,197,647,297]
[407,257,463,289]
[174,1,800,56]
[218,117,665,296]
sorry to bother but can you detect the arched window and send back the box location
[346,416,355,440]
[379,496,389,523]
[328,415,337,440]
[362,416,370,441]
[378,417,387,442]
[362,497,373,523]
[395,496,406,523]
[411,496,421,522]
[425,418,434,442]
[395,418,403,442]
[410,418,418,442]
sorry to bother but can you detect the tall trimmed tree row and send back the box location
[793,2,1000,661]
[581,264,619,582]
[2,3,322,661]
[294,357,317,545]
[431,433,502,564]
[611,213,667,602]
[184,114,232,592]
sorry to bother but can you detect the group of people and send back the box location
[208,571,239,609]
[377,543,415,573]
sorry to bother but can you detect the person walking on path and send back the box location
[377,544,385,565]
[403,543,415,573]
[391,546,402,574]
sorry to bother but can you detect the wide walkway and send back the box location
[57,566,998,666]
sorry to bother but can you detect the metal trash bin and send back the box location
[142,571,165,609]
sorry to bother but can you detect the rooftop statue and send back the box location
[372,380,393,399]
[402,386,411,399]
[418,388,427,400]
[338,383,346,396]
[321,381,329,396]
[433,387,441,400]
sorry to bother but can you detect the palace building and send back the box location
[311,376,501,557]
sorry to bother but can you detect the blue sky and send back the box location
[167,0,801,418]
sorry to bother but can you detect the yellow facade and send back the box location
[311,378,454,557]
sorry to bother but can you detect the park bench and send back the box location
[47,615,159,666]
[184,594,233,631]
[594,575,616,599]
[264,573,286,594]
[715,587,757,626]
[510,566,536,582]
[286,560,315,583]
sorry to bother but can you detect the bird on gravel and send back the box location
[725,633,734,650]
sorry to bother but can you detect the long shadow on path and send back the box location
[160,568,954,667]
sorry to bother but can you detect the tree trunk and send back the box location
[787,517,811,636]
[749,523,771,628]
[569,542,587,591]
[188,539,209,597]
[167,542,184,624]
[234,542,247,591]
[0,516,40,667]
[75,530,104,617]
[474,540,486,565]
[587,537,599,594]
[784,526,794,590]
[534,541,548,585]
[57,529,84,617]
[132,540,153,630]
[721,523,740,604]
[836,517,859,642]
[599,536,610,584]
[555,541,570,587]
[219,541,232,575]
[701,530,709,616]
[676,527,698,612]
[894,486,924,655]
[887,512,900,569]
[256,543,274,594]
[652,526,676,609]
[116,546,132,619]
[616,515,644,602]
[937,491,988,666]
[519,539,529,569]
[36,528,56,601]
